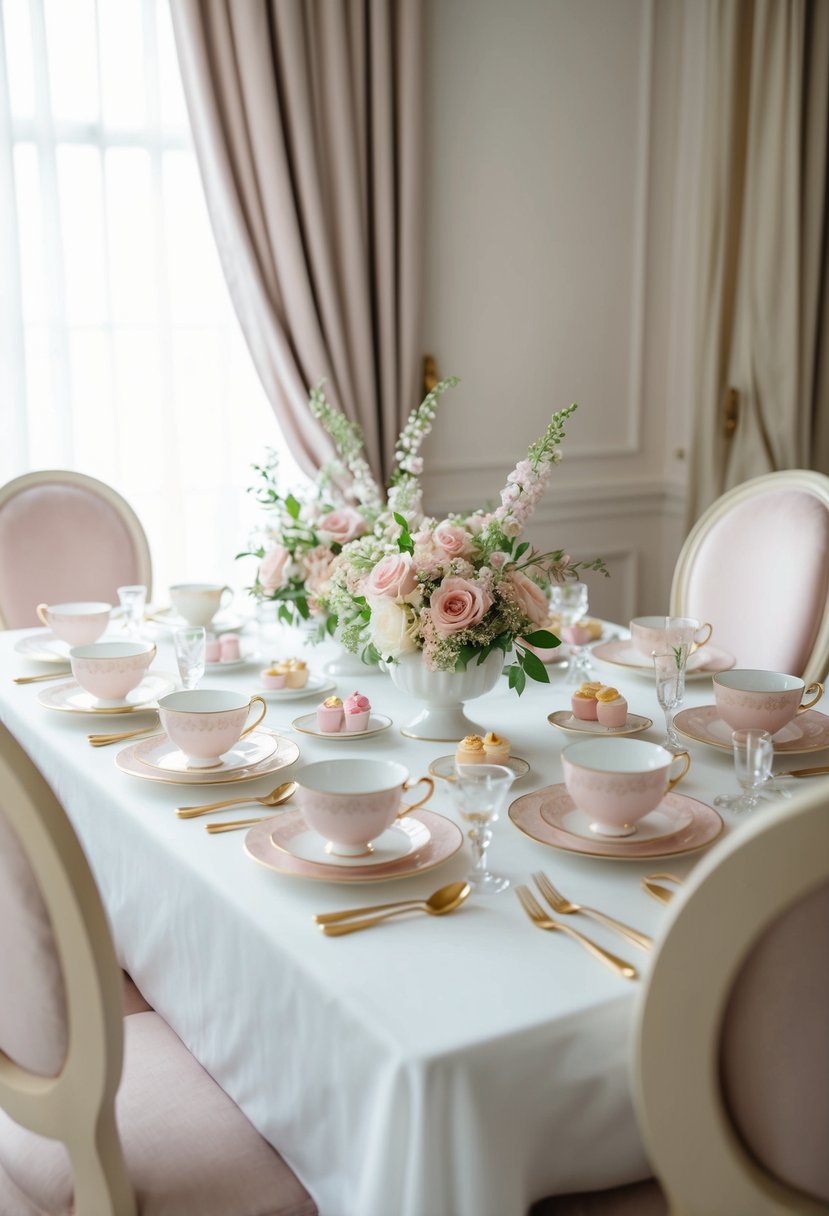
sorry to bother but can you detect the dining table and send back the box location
[2,619,826,1216]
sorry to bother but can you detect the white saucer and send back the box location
[428,754,530,782]
[14,627,123,663]
[592,639,736,679]
[147,607,246,634]
[204,656,255,672]
[291,712,392,739]
[257,674,335,701]
[37,672,177,714]
[137,730,278,774]
[673,705,829,754]
[271,814,431,867]
[547,710,653,737]
[116,727,300,785]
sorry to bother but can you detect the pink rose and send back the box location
[509,571,549,625]
[429,576,492,636]
[434,521,472,559]
[316,507,367,546]
[365,552,418,600]
[259,544,291,591]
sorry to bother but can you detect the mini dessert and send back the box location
[205,636,222,663]
[596,686,628,728]
[220,633,241,662]
[284,658,309,689]
[561,623,592,647]
[316,696,344,733]
[344,690,371,732]
[571,682,603,721]
[482,731,511,763]
[456,735,486,765]
[583,618,603,641]
[260,664,287,690]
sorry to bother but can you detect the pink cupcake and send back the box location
[205,636,222,663]
[343,690,371,732]
[571,682,602,721]
[316,696,344,733]
[220,634,241,662]
[260,665,287,690]
[596,687,628,728]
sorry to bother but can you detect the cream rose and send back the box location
[429,576,492,636]
[433,521,471,559]
[259,544,291,591]
[509,571,549,625]
[316,507,367,546]
[369,598,418,658]
[364,552,419,601]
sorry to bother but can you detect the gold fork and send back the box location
[87,717,160,747]
[13,669,71,684]
[641,872,683,905]
[515,885,638,980]
[532,871,652,952]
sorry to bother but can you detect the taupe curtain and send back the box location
[171,0,424,482]
[687,0,829,521]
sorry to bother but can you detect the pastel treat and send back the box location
[456,734,486,765]
[595,686,628,728]
[284,658,309,689]
[343,690,371,732]
[260,665,287,690]
[316,696,344,733]
[561,623,592,647]
[205,635,222,663]
[482,731,511,763]
[220,633,241,662]
[571,682,603,721]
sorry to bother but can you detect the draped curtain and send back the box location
[686,0,829,522]
[170,0,424,483]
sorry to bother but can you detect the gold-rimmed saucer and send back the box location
[269,812,432,868]
[547,710,652,737]
[115,727,299,785]
[136,730,278,775]
[592,639,736,679]
[428,754,530,783]
[37,672,177,715]
[291,712,392,739]
[673,705,829,754]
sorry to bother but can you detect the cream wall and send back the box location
[420,0,702,625]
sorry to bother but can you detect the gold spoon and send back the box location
[177,780,296,820]
[641,872,684,905]
[317,881,471,936]
[13,669,72,684]
[206,815,276,834]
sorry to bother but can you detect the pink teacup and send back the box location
[713,670,824,735]
[295,758,434,857]
[169,583,233,628]
[158,690,267,768]
[630,615,713,658]
[70,641,156,706]
[37,601,112,645]
[562,737,690,838]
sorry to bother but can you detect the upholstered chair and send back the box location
[0,471,153,628]
[0,723,316,1216]
[669,470,829,684]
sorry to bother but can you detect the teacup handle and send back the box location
[240,695,267,739]
[220,586,234,611]
[398,776,435,817]
[665,750,691,793]
[798,681,824,714]
[36,603,50,627]
[691,622,713,652]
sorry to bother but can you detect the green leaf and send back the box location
[514,541,529,560]
[284,493,301,520]
[295,596,310,620]
[519,648,550,684]
[507,663,527,695]
[521,629,560,649]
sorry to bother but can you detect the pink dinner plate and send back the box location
[244,807,463,883]
[674,705,829,754]
[592,639,736,679]
[508,783,723,860]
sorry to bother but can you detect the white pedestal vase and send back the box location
[385,649,505,741]
[323,649,372,679]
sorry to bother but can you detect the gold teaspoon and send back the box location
[318,882,471,935]
[88,715,160,747]
[177,780,296,819]
[14,669,72,684]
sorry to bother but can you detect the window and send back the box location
[0,0,305,599]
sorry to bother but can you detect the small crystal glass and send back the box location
[653,645,689,753]
[715,729,774,813]
[549,581,591,683]
[173,626,206,690]
[450,763,516,894]
[117,584,147,639]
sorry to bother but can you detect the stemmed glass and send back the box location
[450,763,516,894]
[173,626,206,690]
[714,729,775,813]
[653,645,689,753]
[549,581,591,683]
[117,584,147,639]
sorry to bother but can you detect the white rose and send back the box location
[369,598,418,659]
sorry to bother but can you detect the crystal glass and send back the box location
[549,581,591,683]
[715,729,774,813]
[173,626,206,690]
[450,763,515,894]
[117,584,146,639]
[653,646,689,752]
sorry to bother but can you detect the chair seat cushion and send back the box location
[0,1011,316,1216]
[530,1177,666,1215]
[122,970,153,1016]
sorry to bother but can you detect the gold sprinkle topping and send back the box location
[458,735,485,751]
[596,687,621,702]
[322,696,343,709]
[483,731,503,745]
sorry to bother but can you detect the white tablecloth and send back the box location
[1,625,805,1216]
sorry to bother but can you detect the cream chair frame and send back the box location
[0,725,136,1215]
[635,783,829,1216]
[0,470,153,629]
[669,469,829,686]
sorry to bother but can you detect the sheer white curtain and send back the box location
[0,0,306,602]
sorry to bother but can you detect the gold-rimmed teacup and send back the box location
[158,689,267,769]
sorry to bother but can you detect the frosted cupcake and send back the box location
[220,633,241,662]
[483,731,511,763]
[316,696,344,733]
[344,691,371,732]
[260,664,287,690]
[285,659,309,689]
[596,686,628,728]
[456,735,486,765]
[571,682,603,721]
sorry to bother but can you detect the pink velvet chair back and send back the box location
[0,471,153,629]
[670,471,829,683]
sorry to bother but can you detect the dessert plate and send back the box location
[547,710,652,737]
[673,706,829,754]
[291,712,392,739]
[14,627,123,663]
[245,808,463,883]
[256,675,335,701]
[37,673,177,715]
[509,783,723,860]
[136,730,278,775]
[115,727,299,785]
[146,607,246,634]
[592,640,736,679]
[428,754,530,783]
[204,655,255,672]
[270,813,432,868]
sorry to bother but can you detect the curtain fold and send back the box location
[170,0,425,482]
[686,0,829,522]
